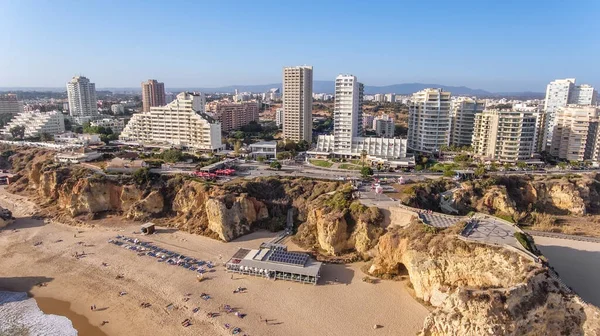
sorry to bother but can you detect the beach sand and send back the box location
[534,236,600,307]
[0,187,429,336]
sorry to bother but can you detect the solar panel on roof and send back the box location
[267,250,309,266]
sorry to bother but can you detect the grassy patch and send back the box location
[309,159,333,168]
[514,232,535,253]
[339,163,361,170]
[496,214,515,223]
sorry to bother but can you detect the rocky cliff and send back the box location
[369,224,600,335]
[5,150,343,242]
[451,175,600,217]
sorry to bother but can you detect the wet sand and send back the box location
[35,296,107,336]
[534,236,600,307]
[0,187,429,336]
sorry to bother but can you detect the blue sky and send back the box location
[1,0,599,92]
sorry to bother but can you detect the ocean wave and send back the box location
[0,291,77,336]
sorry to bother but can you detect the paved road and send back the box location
[525,230,600,243]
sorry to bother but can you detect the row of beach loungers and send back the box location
[108,235,215,274]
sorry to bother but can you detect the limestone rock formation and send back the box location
[205,194,269,241]
[369,224,600,336]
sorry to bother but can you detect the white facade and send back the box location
[408,88,452,153]
[54,132,102,145]
[333,74,363,152]
[249,141,277,159]
[362,115,374,130]
[120,92,223,151]
[66,76,97,122]
[0,94,23,114]
[90,118,125,133]
[283,65,313,143]
[550,105,599,162]
[373,94,384,103]
[2,111,65,138]
[542,78,596,150]
[472,110,537,162]
[313,135,408,159]
[111,104,125,115]
[449,97,485,147]
[384,93,395,103]
[276,108,284,127]
[373,115,394,138]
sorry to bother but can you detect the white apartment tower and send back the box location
[333,74,363,152]
[373,115,394,138]
[450,97,485,148]
[550,105,600,162]
[283,65,313,143]
[542,78,597,151]
[66,76,97,122]
[472,110,537,162]
[408,88,451,153]
[120,92,222,151]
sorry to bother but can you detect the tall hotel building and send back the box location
[214,102,259,132]
[472,110,537,162]
[541,78,597,151]
[66,76,97,123]
[120,92,223,151]
[0,94,24,114]
[333,74,363,152]
[550,105,600,162]
[449,97,485,147]
[142,79,166,112]
[407,88,452,153]
[283,65,313,143]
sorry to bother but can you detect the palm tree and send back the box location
[360,150,367,167]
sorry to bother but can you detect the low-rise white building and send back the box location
[373,115,394,138]
[249,141,277,159]
[111,104,125,115]
[120,92,223,151]
[55,149,102,163]
[276,108,284,127]
[312,135,408,160]
[54,132,102,145]
[2,111,65,138]
[90,118,125,133]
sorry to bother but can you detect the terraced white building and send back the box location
[2,111,65,138]
[120,92,223,151]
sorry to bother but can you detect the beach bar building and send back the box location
[226,244,322,285]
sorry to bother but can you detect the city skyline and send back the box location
[1,1,599,91]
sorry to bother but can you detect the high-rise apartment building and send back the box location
[407,88,451,153]
[120,92,222,151]
[333,74,363,152]
[141,79,166,112]
[384,93,395,103]
[66,76,97,123]
[283,65,313,143]
[0,94,24,114]
[214,102,259,132]
[550,105,599,162]
[472,110,537,162]
[541,78,597,151]
[449,97,485,147]
[276,108,284,127]
[373,115,394,138]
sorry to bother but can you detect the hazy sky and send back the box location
[1,0,599,92]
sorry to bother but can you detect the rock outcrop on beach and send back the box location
[0,206,13,229]
[369,223,600,336]
[293,187,384,258]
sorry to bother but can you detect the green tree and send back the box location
[296,140,310,152]
[360,150,367,167]
[516,161,527,169]
[360,166,374,178]
[132,168,151,185]
[443,170,456,177]
[233,141,242,156]
[503,163,511,171]
[269,160,282,170]
[557,162,567,170]
[474,166,486,177]
[232,131,245,139]
[160,149,183,163]
[256,156,266,163]
[40,133,54,142]
[9,125,25,139]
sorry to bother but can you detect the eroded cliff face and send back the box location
[369,224,600,336]
[452,175,600,217]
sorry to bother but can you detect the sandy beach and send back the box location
[0,187,429,336]
[534,236,600,307]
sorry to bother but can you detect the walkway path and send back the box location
[525,230,600,243]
